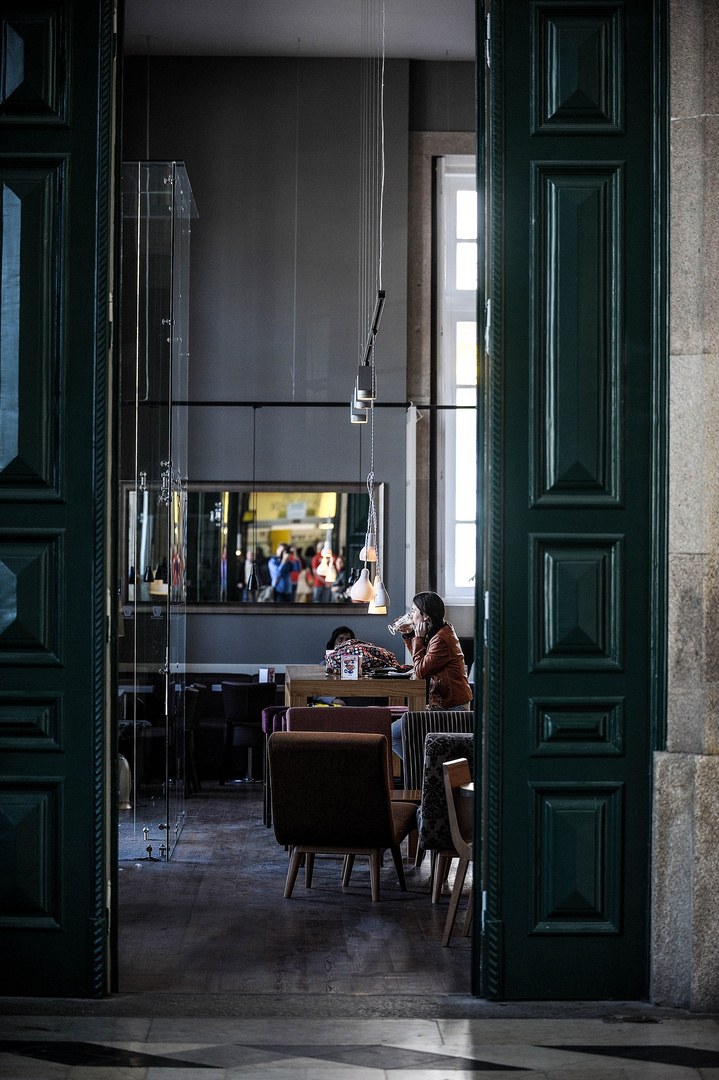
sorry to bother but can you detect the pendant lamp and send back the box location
[350,567,375,603]
[351,0,390,613]
[367,574,390,615]
[373,577,390,608]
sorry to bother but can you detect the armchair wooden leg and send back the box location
[432,853,451,905]
[426,848,437,889]
[462,882,473,936]
[441,854,470,946]
[369,850,381,901]
[304,852,315,888]
[390,844,407,891]
[342,854,355,886]
[284,848,303,898]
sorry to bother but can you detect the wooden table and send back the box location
[391,789,421,803]
[284,664,426,711]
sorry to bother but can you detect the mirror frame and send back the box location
[121,480,385,614]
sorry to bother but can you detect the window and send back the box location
[437,156,477,602]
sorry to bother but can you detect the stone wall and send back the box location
[652,0,719,1011]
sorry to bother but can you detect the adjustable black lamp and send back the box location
[246,407,260,596]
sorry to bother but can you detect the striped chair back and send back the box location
[400,709,474,790]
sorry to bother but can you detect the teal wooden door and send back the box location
[483,0,667,998]
[0,0,117,995]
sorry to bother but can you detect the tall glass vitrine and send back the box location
[119,162,196,860]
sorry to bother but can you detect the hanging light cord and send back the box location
[369,1,385,584]
[291,42,300,401]
[377,4,385,293]
[252,406,257,556]
[366,397,381,581]
[145,36,151,160]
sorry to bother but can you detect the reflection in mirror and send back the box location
[122,483,383,607]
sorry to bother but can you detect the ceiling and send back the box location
[123,0,476,61]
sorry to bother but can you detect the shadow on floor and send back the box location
[118,784,472,995]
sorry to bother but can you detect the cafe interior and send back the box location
[117,0,478,995]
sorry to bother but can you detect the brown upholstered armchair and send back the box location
[285,706,395,787]
[268,731,417,902]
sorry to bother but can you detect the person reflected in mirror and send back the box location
[311,547,337,602]
[243,545,272,601]
[295,560,315,602]
[268,543,294,602]
[401,592,472,710]
[330,555,347,601]
[286,545,302,599]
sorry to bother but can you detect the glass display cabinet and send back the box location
[119,162,197,859]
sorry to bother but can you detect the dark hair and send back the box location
[326,625,355,650]
[412,591,446,642]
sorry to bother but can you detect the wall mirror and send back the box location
[121,481,384,610]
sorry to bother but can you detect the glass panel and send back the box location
[455,387,477,521]
[456,320,477,385]
[456,241,478,290]
[119,161,196,862]
[455,522,477,589]
[456,189,478,239]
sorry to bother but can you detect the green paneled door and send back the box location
[0,0,116,995]
[483,0,667,997]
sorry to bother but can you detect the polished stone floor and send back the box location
[118,783,472,995]
[1,787,717,1078]
[115,777,472,993]
[1,1011,718,1077]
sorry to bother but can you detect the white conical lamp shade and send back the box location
[367,574,387,614]
[359,541,377,562]
[324,561,337,583]
[350,567,375,602]
[373,578,389,607]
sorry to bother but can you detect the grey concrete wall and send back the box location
[408,60,475,131]
[123,57,413,663]
[652,0,719,1011]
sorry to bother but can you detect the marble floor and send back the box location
[1,1011,718,1078]
[0,787,716,1078]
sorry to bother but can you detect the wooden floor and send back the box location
[117,784,472,995]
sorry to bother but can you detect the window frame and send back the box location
[436,154,478,604]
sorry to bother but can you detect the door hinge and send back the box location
[483,589,490,648]
[481,890,488,932]
[485,13,491,68]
